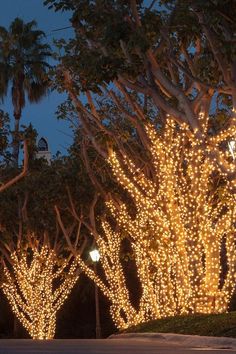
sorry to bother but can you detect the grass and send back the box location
[123,312,236,338]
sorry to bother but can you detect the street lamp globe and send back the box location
[90,249,100,262]
[228,140,236,160]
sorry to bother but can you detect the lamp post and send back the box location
[89,249,101,339]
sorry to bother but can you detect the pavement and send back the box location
[0,338,235,354]
[110,333,236,351]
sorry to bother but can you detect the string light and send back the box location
[2,245,78,339]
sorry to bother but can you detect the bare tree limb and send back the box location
[193,9,230,84]
[130,0,142,27]
[81,142,107,198]
[148,0,157,11]
[0,140,28,193]
[55,205,78,258]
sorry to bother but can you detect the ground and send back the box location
[0,338,234,354]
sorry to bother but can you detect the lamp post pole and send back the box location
[89,249,101,339]
[94,262,101,339]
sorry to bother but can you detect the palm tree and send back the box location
[0,18,51,167]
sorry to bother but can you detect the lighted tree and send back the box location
[1,228,83,339]
[46,0,236,327]
[65,117,236,329]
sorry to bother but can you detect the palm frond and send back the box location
[26,81,49,103]
[0,17,51,108]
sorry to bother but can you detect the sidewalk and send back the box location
[110,332,236,350]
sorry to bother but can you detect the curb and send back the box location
[109,332,236,349]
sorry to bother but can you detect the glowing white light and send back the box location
[90,249,100,262]
[228,140,236,160]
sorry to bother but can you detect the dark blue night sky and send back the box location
[0,0,74,156]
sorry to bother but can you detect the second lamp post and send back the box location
[89,249,101,339]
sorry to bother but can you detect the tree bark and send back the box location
[12,116,20,168]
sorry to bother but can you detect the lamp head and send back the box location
[228,140,236,160]
[89,249,100,262]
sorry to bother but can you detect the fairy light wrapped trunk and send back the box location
[76,221,142,328]
[55,195,142,329]
[1,232,81,340]
[106,117,236,317]
[74,115,236,330]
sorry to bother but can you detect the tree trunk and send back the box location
[12,116,20,168]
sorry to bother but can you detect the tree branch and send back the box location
[0,140,28,193]
[130,0,142,27]
[193,10,230,84]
